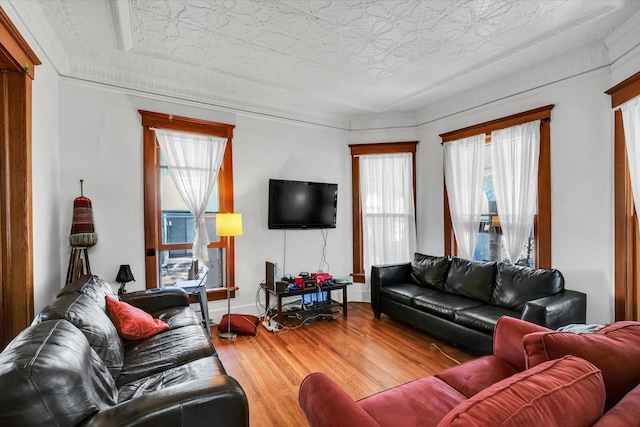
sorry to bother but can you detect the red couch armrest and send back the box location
[493,316,551,371]
[299,373,380,427]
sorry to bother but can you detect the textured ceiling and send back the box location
[27,0,640,125]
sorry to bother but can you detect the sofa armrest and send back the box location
[299,373,380,427]
[78,376,248,427]
[370,263,412,316]
[120,287,189,313]
[493,316,551,371]
[521,290,587,330]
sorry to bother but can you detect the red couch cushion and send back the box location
[105,296,169,340]
[593,383,640,427]
[299,372,380,427]
[359,376,466,427]
[523,321,640,410]
[436,356,519,398]
[437,355,605,427]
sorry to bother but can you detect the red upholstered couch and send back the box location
[299,317,640,427]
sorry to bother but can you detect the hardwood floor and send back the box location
[212,302,474,426]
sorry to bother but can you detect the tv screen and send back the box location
[268,179,337,229]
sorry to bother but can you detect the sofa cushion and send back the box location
[435,355,519,398]
[34,293,124,379]
[411,253,451,290]
[117,324,215,387]
[0,320,117,427]
[380,283,440,306]
[58,275,117,307]
[151,305,201,330]
[106,296,169,340]
[437,356,605,427]
[117,356,226,402]
[412,292,484,321]
[592,383,640,427]
[444,258,496,304]
[359,376,467,427]
[523,321,640,410]
[454,305,520,335]
[491,264,564,311]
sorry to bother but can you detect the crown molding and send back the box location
[605,8,640,84]
[414,42,611,127]
[2,0,70,75]
[66,60,350,129]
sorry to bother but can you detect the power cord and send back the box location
[430,342,461,365]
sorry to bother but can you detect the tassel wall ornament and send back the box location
[69,179,98,247]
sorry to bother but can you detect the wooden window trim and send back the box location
[349,141,418,282]
[606,70,640,321]
[439,105,554,268]
[139,110,237,302]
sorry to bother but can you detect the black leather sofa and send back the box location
[371,254,587,354]
[0,275,248,427]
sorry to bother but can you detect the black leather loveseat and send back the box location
[0,275,248,427]
[371,254,587,354]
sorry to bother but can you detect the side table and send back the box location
[262,281,351,318]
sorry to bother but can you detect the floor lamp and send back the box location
[217,212,243,340]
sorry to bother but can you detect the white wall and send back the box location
[42,66,633,325]
[224,114,352,316]
[55,81,354,320]
[31,40,63,313]
[355,68,618,324]
[58,81,146,290]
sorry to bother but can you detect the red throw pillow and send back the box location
[105,296,169,340]
[437,356,605,427]
[523,321,640,410]
[218,313,259,335]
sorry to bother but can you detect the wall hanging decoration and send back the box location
[66,179,98,284]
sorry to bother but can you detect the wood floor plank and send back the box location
[212,302,473,426]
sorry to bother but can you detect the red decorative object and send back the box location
[105,296,169,340]
[69,179,98,247]
[218,313,259,335]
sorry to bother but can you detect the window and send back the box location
[473,137,535,266]
[140,110,236,301]
[440,105,553,268]
[606,70,640,321]
[350,142,418,282]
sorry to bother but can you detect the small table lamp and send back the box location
[217,212,243,340]
[116,264,135,296]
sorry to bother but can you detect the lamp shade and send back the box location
[216,213,243,237]
[115,264,135,283]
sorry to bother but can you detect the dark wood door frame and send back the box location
[0,7,41,349]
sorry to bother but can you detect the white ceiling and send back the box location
[22,0,640,126]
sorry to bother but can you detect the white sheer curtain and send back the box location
[621,96,640,231]
[155,129,227,262]
[360,153,416,276]
[491,120,540,263]
[444,134,485,260]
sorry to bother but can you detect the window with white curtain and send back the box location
[140,110,237,298]
[360,153,417,275]
[440,106,553,268]
[350,142,418,283]
[445,124,540,266]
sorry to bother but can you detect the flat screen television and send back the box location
[268,179,338,229]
